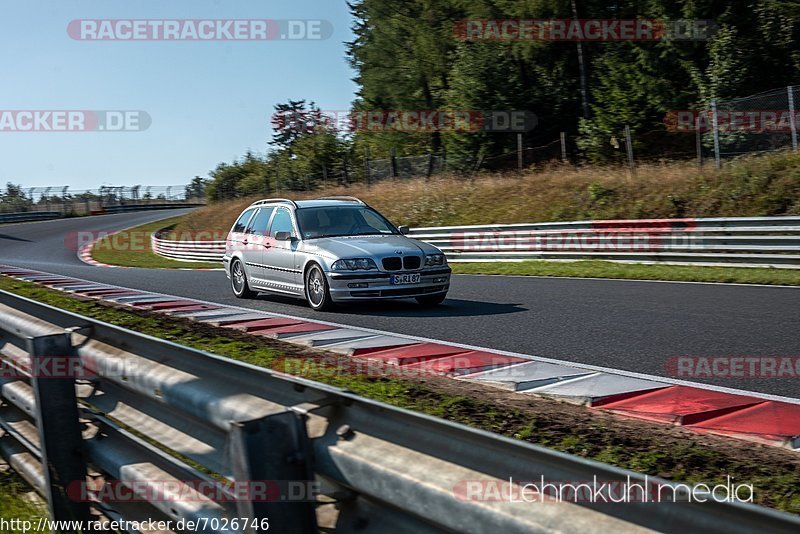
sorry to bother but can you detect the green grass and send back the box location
[1,274,799,514]
[0,470,46,531]
[451,260,800,286]
[90,216,221,269]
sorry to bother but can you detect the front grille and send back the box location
[403,256,421,270]
[382,257,402,271]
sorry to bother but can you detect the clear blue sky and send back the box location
[0,0,357,190]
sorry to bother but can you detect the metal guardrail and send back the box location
[0,211,62,224]
[2,290,799,532]
[102,202,205,214]
[151,216,800,268]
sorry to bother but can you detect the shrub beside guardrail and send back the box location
[151,216,800,268]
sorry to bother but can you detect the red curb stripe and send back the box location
[250,323,337,337]
[163,304,221,313]
[146,300,207,311]
[354,342,469,366]
[593,385,765,425]
[687,401,800,447]
[226,318,305,332]
[350,344,418,357]
[77,289,138,297]
[404,351,526,375]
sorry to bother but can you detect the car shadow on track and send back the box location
[0,234,32,242]
[252,293,526,318]
[340,298,527,318]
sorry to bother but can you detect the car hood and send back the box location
[303,235,440,259]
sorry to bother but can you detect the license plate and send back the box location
[391,273,421,285]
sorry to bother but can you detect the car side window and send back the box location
[232,209,255,233]
[269,208,295,238]
[246,207,275,236]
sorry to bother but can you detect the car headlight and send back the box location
[332,258,378,271]
[425,254,446,267]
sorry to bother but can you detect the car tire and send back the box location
[305,264,335,311]
[230,259,256,299]
[416,294,447,307]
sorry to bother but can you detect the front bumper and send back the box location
[326,267,451,302]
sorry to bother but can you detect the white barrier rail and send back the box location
[151,216,800,268]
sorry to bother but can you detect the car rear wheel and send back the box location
[230,259,256,299]
[416,294,446,307]
[305,264,334,311]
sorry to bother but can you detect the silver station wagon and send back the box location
[223,197,451,310]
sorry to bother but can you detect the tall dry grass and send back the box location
[175,151,800,235]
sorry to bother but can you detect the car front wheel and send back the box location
[305,264,335,311]
[230,259,256,299]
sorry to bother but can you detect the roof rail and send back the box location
[249,198,298,208]
[315,196,366,205]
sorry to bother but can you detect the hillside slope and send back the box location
[175,151,800,235]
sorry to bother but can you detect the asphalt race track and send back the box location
[1,209,799,398]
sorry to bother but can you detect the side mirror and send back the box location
[398,225,410,235]
[274,231,293,241]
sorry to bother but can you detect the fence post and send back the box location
[364,148,371,187]
[560,132,567,162]
[788,86,798,151]
[695,116,703,168]
[390,147,398,177]
[342,154,349,185]
[623,125,636,178]
[517,133,523,170]
[228,411,317,533]
[28,333,92,529]
[426,152,435,180]
[711,99,721,169]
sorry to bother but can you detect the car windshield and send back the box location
[296,206,400,239]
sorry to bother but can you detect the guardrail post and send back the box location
[27,333,92,530]
[788,85,798,151]
[228,411,317,534]
[711,99,721,169]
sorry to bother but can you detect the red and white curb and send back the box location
[78,241,119,268]
[2,264,799,451]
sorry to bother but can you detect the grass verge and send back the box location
[0,275,798,514]
[90,216,221,269]
[0,469,46,530]
[451,260,800,286]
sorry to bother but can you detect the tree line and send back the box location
[203,0,800,201]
